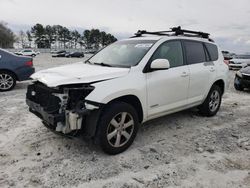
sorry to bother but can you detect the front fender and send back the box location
[85,72,147,120]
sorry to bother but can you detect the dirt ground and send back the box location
[0,53,250,188]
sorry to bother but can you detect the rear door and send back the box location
[183,40,216,104]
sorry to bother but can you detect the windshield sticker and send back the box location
[135,43,153,48]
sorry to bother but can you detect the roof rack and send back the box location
[132,26,214,42]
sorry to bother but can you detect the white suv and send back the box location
[17,49,37,57]
[26,27,228,154]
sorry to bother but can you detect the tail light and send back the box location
[223,60,229,65]
[25,60,33,67]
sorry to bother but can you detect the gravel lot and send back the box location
[0,53,250,188]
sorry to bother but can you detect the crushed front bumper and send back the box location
[26,99,65,128]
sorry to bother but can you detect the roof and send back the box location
[123,35,215,44]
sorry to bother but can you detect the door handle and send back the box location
[181,72,189,77]
[210,67,215,72]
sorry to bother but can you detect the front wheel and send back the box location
[199,85,222,117]
[0,71,16,92]
[96,102,139,155]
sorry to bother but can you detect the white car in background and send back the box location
[15,49,37,57]
[26,27,229,154]
[228,55,250,69]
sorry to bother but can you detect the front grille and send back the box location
[242,74,250,81]
[26,82,61,114]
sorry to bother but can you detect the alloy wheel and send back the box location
[106,112,134,148]
[209,90,220,112]
[0,73,14,90]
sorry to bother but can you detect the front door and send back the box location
[146,40,190,118]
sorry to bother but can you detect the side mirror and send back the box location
[150,59,170,70]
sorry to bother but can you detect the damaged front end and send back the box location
[26,82,100,136]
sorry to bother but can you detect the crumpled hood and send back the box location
[31,62,130,87]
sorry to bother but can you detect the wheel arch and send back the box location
[213,79,225,94]
[0,69,18,81]
[105,95,144,123]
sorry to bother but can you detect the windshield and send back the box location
[87,40,156,67]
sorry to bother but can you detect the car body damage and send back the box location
[31,62,130,87]
[26,81,102,136]
[27,62,130,136]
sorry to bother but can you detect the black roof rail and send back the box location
[131,26,214,42]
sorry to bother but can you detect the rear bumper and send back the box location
[16,67,35,81]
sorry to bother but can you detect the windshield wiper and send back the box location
[93,62,113,67]
[85,60,92,64]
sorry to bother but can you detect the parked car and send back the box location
[234,66,250,91]
[26,27,228,154]
[0,49,35,91]
[85,49,98,54]
[65,52,84,58]
[35,50,40,55]
[52,50,67,57]
[50,50,58,54]
[228,55,250,69]
[15,49,37,57]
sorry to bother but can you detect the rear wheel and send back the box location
[96,102,139,155]
[0,71,16,92]
[199,85,222,117]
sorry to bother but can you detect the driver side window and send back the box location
[151,41,184,68]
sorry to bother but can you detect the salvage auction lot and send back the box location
[0,54,250,188]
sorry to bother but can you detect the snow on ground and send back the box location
[0,54,250,188]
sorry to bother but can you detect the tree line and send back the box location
[28,23,117,49]
[0,22,15,48]
[0,22,117,49]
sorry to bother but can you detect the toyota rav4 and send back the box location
[26,27,229,154]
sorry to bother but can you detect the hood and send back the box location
[240,66,250,74]
[31,62,130,87]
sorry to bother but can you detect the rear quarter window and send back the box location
[204,43,218,61]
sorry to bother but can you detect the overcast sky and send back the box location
[0,0,250,53]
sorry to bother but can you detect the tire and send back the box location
[199,85,222,117]
[0,71,16,92]
[32,54,36,57]
[96,102,139,155]
[234,77,244,91]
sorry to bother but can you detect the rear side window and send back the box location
[184,41,206,64]
[204,43,218,61]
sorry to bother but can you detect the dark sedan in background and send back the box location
[0,49,35,91]
[52,50,67,57]
[234,66,250,91]
[65,51,84,58]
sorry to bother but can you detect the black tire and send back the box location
[32,54,36,57]
[0,71,16,92]
[96,102,139,155]
[199,85,222,117]
[234,77,244,91]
